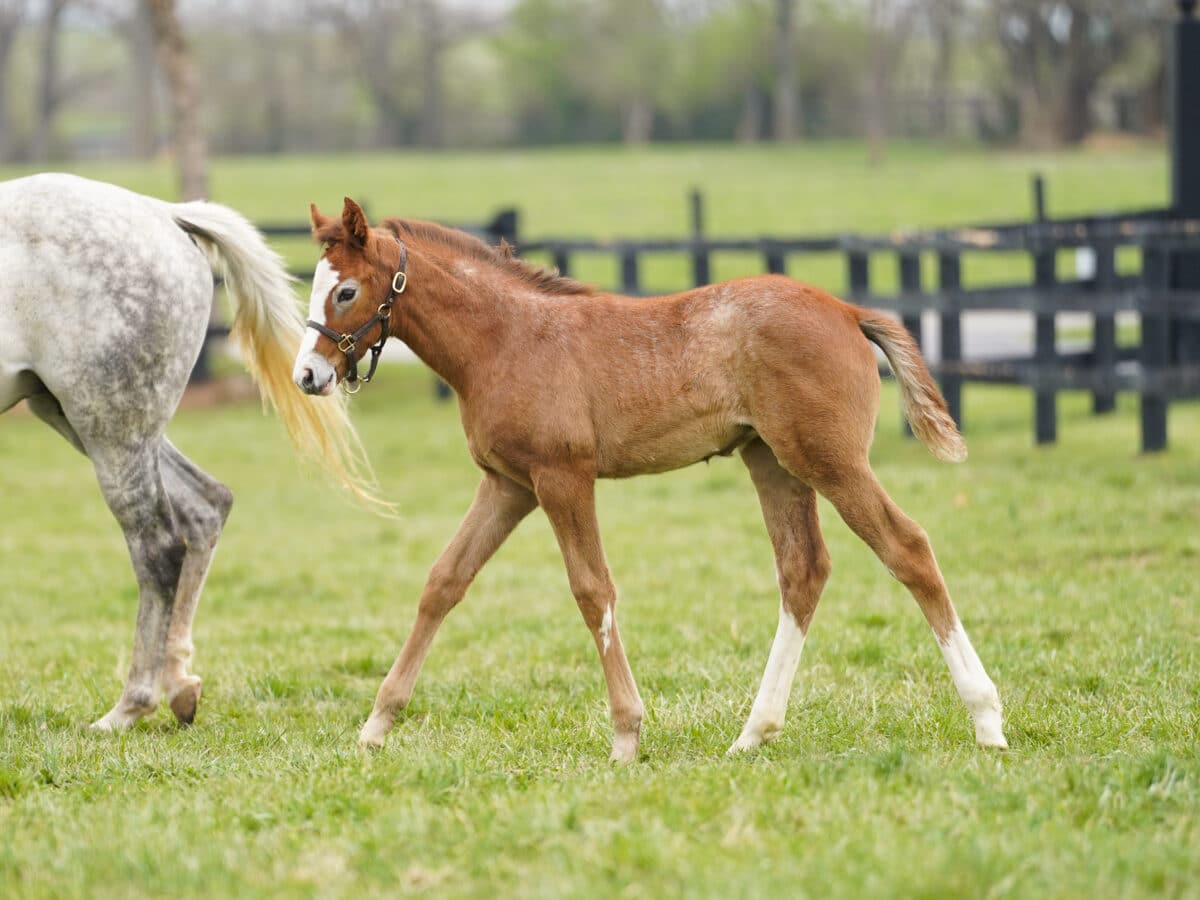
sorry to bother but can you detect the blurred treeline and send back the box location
[0,0,1170,164]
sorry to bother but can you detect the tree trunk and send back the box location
[866,60,888,165]
[1018,86,1055,148]
[145,0,207,199]
[0,11,19,162]
[30,0,67,163]
[1054,67,1094,145]
[929,0,959,138]
[622,97,653,145]
[735,86,763,143]
[772,0,798,141]
[417,0,444,149]
[127,3,158,158]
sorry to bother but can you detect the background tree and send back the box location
[0,0,25,162]
[865,0,919,164]
[145,0,207,198]
[994,0,1159,146]
[773,0,798,140]
[30,0,68,161]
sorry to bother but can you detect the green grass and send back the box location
[1,143,1194,896]
[0,141,1166,293]
[1,366,1198,898]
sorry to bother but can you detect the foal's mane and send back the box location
[384,217,596,297]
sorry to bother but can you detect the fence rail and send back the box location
[515,189,1200,453]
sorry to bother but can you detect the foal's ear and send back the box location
[342,197,369,246]
[309,202,331,237]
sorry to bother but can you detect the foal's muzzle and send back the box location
[294,355,336,396]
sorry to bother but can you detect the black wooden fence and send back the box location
[512,189,1200,453]
[199,190,1200,453]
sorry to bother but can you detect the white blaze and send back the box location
[299,258,340,357]
[293,258,341,387]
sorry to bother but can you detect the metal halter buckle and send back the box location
[392,271,408,294]
[337,334,356,353]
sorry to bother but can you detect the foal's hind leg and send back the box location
[158,440,234,724]
[729,439,832,753]
[89,444,187,731]
[815,462,1006,748]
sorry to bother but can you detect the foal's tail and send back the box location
[857,314,967,463]
[164,200,383,506]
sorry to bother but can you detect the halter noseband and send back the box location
[306,238,407,395]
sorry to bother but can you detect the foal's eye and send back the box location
[336,287,357,304]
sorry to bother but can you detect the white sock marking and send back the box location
[939,620,1006,747]
[731,602,806,751]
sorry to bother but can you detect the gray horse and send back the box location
[0,174,373,730]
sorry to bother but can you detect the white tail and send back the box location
[164,199,384,506]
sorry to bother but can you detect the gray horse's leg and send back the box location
[89,443,187,731]
[25,387,86,455]
[157,440,233,724]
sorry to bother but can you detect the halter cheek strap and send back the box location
[306,238,407,394]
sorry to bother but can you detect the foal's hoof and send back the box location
[168,677,203,726]
[727,734,762,755]
[727,720,781,755]
[974,708,1008,750]
[357,716,390,751]
[609,731,640,764]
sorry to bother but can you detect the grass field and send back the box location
[1,367,1198,898]
[0,140,1167,292]
[1,143,1197,897]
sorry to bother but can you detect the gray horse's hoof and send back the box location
[168,678,202,725]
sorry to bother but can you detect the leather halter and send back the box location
[306,238,407,394]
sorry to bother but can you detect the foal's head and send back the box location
[294,197,404,395]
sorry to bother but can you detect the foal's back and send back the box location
[506,274,879,479]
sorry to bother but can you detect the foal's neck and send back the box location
[389,248,513,396]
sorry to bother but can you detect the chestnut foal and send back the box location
[295,198,1007,760]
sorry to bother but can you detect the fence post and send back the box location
[1141,248,1170,452]
[1033,246,1058,444]
[690,189,711,286]
[1092,244,1118,413]
[1031,172,1046,222]
[487,208,520,246]
[846,250,869,300]
[620,246,640,294]
[1171,3,1200,369]
[765,241,787,275]
[553,246,571,277]
[937,251,963,430]
[898,251,923,439]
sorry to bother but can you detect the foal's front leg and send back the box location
[358,472,537,749]
[533,467,644,763]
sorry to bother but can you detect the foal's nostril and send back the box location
[300,367,315,391]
